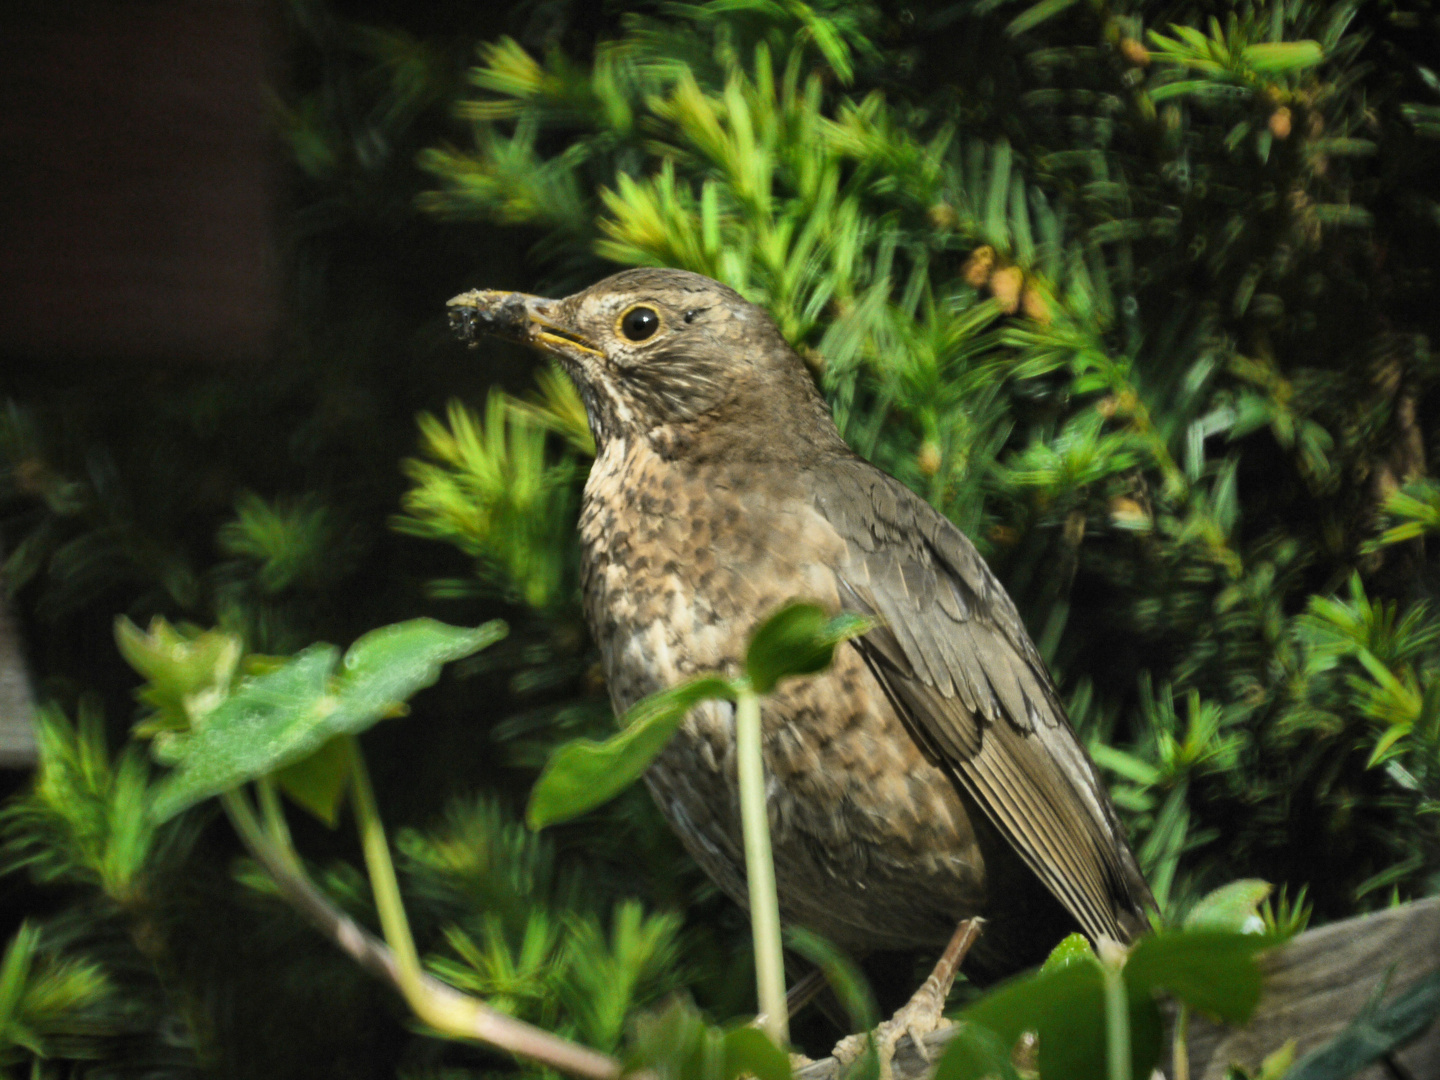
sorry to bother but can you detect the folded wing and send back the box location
[813,460,1152,943]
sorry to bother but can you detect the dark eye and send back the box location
[620,306,660,342]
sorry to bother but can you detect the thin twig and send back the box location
[220,789,621,1080]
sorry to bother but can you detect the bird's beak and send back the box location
[446,289,603,362]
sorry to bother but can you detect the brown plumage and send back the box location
[448,268,1152,985]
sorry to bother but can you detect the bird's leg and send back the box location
[831,918,985,1076]
[752,965,829,1030]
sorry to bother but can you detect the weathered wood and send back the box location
[793,898,1440,1080]
[1184,896,1440,1080]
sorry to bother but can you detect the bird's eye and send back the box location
[619,306,660,342]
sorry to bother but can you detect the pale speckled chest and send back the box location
[577,436,988,953]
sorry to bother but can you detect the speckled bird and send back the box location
[448,269,1153,1054]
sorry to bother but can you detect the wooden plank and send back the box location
[793,898,1440,1080]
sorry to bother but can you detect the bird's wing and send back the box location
[813,460,1152,943]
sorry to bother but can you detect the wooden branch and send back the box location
[795,898,1440,1080]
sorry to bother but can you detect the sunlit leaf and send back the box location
[1184,880,1271,933]
[149,620,505,821]
[1042,932,1094,972]
[1242,41,1323,74]
[115,617,242,735]
[745,603,872,695]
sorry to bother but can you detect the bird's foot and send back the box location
[830,995,951,1078]
[829,919,984,1079]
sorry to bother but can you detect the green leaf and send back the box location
[1090,744,1162,787]
[1125,930,1275,1024]
[785,927,877,1031]
[961,959,1096,1054]
[1242,41,1323,74]
[1042,932,1095,972]
[149,620,505,822]
[931,1022,1020,1080]
[745,603,873,695]
[337,618,507,716]
[527,676,735,829]
[1184,880,1272,933]
[1005,0,1082,37]
[963,956,1161,1080]
[274,736,353,827]
[116,617,242,735]
[722,1026,792,1080]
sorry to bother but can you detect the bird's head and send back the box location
[447,268,839,457]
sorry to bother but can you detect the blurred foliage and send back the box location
[0,0,1439,1076]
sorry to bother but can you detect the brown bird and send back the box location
[448,269,1153,1055]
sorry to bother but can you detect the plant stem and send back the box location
[735,681,788,1047]
[220,785,619,1079]
[348,740,422,986]
[1173,1003,1190,1080]
[1101,950,1131,1080]
[256,776,300,871]
[221,788,270,866]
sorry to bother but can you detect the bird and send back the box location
[447,268,1153,1058]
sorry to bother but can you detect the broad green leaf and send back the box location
[1184,880,1271,933]
[931,1022,1020,1080]
[1125,930,1275,1024]
[150,619,504,822]
[335,618,507,719]
[274,736,353,827]
[721,1026,791,1080]
[527,676,735,830]
[745,603,873,695]
[962,957,1101,1048]
[962,956,1161,1080]
[151,644,337,820]
[1042,973,1161,1080]
[1242,41,1323,74]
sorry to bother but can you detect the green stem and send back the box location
[735,681,788,1047]
[1102,956,1131,1080]
[225,781,617,1077]
[256,776,300,868]
[1173,1003,1190,1080]
[222,788,271,858]
[349,740,423,988]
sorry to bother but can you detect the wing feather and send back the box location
[815,463,1152,944]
